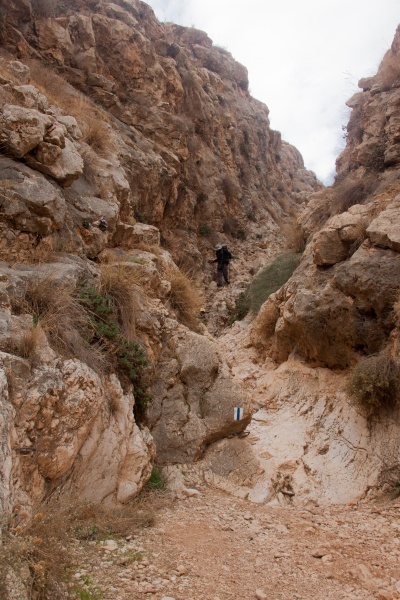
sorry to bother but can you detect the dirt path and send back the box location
[74,487,400,600]
[69,280,400,600]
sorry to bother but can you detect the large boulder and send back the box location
[5,356,155,507]
[148,327,251,463]
[0,104,52,158]
[0,157,66,235]
[313,206,369,266]
[26,137,84,187]
[251,240,400,369]
[113,222,161,248]
[366,198,400,251]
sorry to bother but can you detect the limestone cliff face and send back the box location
[252,24,400,370]
[0,0,320,267]
[0,0,322,515]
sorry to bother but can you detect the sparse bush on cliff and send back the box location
[231,252,300,320]
[79,283,152,421]
[330,177,376,215]
[281,219,307,253]
[345,351,400,417]
[165,266,202,330]
[199,223,213,235]
[100,264,142,340]
[11,273,105,371]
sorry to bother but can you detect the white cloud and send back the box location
[146,0,400,183]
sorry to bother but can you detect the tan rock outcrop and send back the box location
[148,327,251,463]
[0,104,52,158]
[211,356,400,504]
[0,156,66,235]
[26,137,84,186]
[4,354,155,508]
[366,198,400,251]
[312,205,369,266]
[0,0,321,270]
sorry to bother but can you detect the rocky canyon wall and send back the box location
[221,24,400,505]
[0,0,317,517]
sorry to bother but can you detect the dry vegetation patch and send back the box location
[345,350,400,418]
[281,218,307,253]
[99,264,142,341]
[0,494,157,599]
[10,273,105,370]
[330,176,377,216]
[165,265,203,330]
[28,62,117,158]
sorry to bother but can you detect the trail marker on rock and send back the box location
[234,407,243,420]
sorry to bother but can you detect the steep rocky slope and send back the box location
[0,0,322,525]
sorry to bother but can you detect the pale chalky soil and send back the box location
[74,488,400,600]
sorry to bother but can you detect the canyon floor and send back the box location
[72,485,400,600]
[70,285,400,600]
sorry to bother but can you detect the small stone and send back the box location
[177,565,187,575]
[161,597,176,600]
[182,488,201,497]
[101,540,118,552]
[321,554,333,562]
[311,548,327,558]
[255,589,267,600]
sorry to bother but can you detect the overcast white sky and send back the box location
[146,0,399,183]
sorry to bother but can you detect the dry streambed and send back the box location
[73,487,400,600]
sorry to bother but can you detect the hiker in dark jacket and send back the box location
[210,243,232,287]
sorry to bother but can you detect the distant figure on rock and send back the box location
[209,243,232,287]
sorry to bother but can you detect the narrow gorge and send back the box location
[0,1,399,598]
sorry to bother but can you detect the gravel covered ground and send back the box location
[72,486,400,600]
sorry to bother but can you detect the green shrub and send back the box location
[232,252,300,319]
[199,223,213,235]
[345,352,400,416]
[146,467,167,490]
[79,284,152,421]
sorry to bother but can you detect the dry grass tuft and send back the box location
[330,176,377,216]
[165,266,203,330]
[99,264,143,341]
[135,242,163,256]
[11,272,106,372]
[0,494,157,599]
[28,61,117,158]
[4,325,43,361]
[281,218,307,253]
[79,109,118,158]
